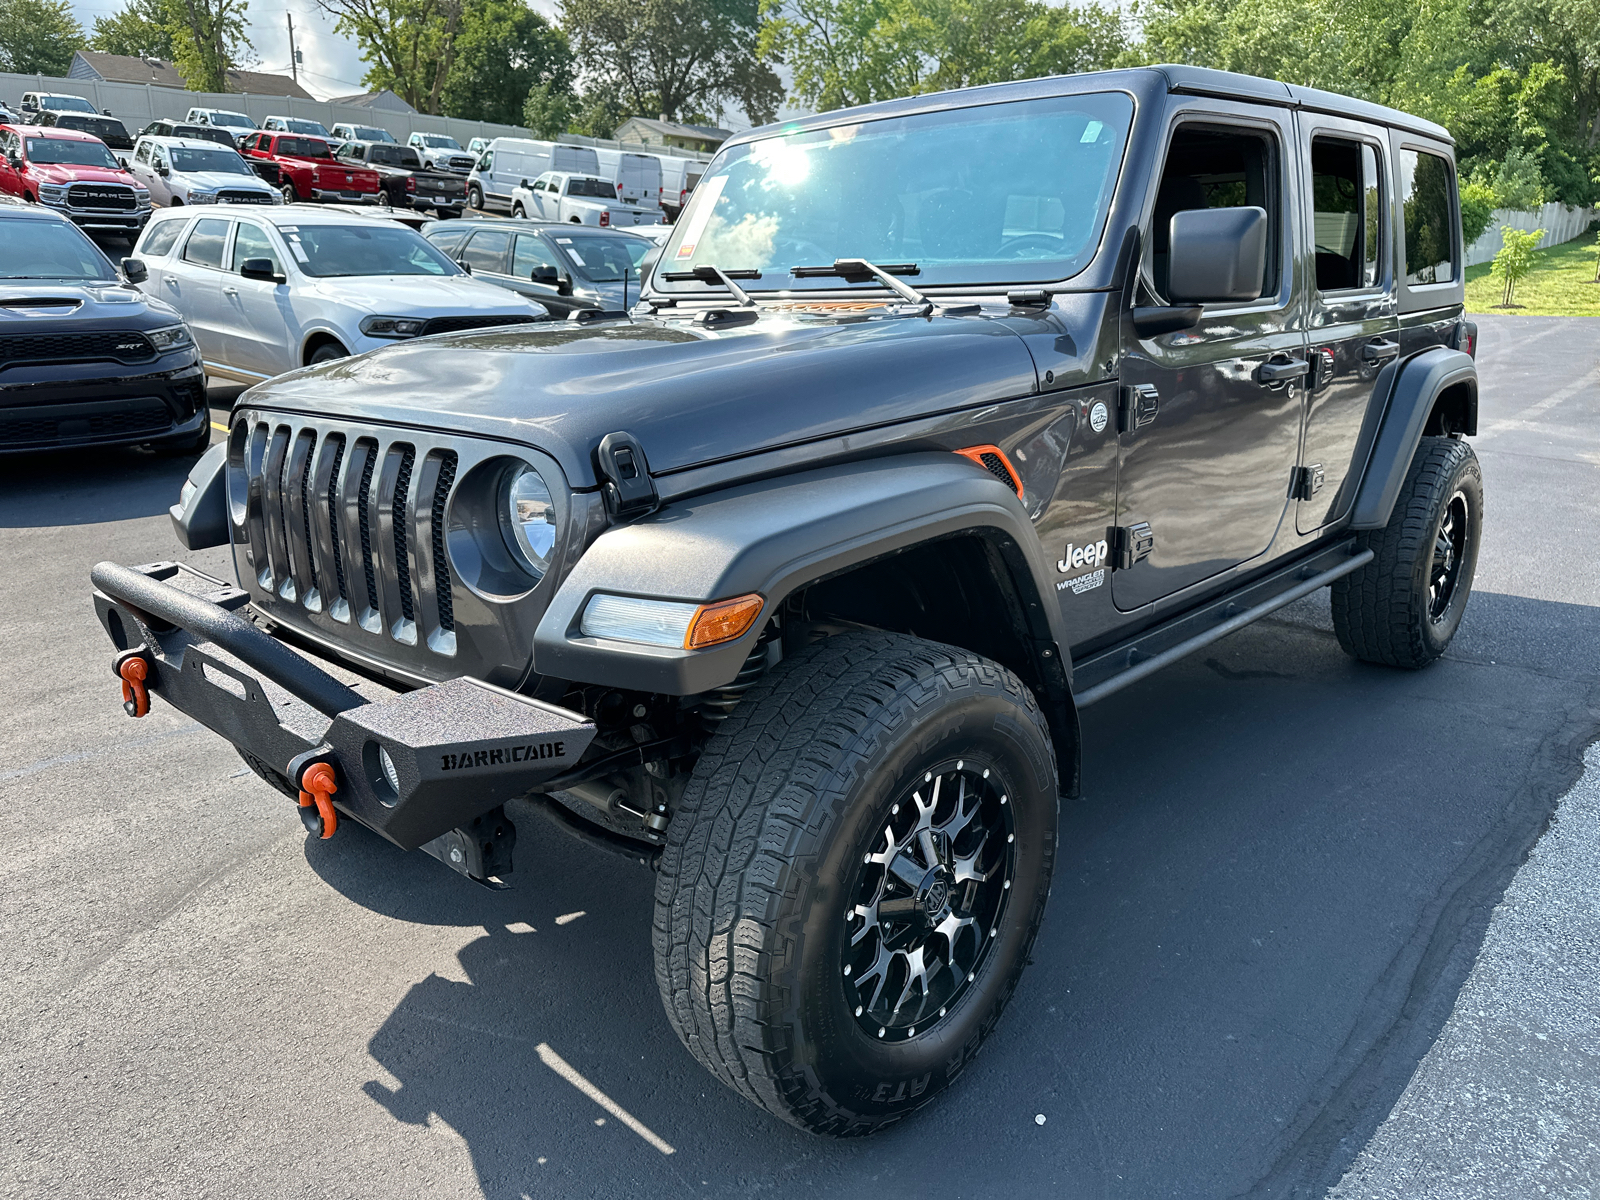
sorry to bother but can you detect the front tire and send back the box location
[511,203,525,218]
[1331,436,1483,668]
[653,632,1059,1134]
[279,182,296,204]
[308,341,348,365]
[467,183,483,210]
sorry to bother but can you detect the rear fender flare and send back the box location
[1350,348,1477,530]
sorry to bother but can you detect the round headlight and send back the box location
[499,465,557,578]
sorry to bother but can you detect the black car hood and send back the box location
[247,310,1045,487]
[0,280,178,330]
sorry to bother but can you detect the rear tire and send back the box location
[653,632,1059,1134]
[1331,436,1482,668]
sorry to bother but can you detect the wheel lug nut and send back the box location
[939,1007,946,1017]
[907,1026,915,1036]
[957,760,964,770]
[982,769,990,778]
[1004,880,1011,890]
[878,1027,886,1038]
[855,1006,862,1017]
[1007,833,1014,843]
[843,964,851,976]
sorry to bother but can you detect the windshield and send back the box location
[209,112,256,129]
[368,144,421,167]
[352,126,394,142]
[281,119,329,136]
[285,224,462,277]
[660,92,1133,291]
[26,138,119,168]
[420,134,460,149]
[171,146,252,174]
[0,218,114,279]
[552,233,652,282]
[277,137,332,159]
[42,95,95,113]
[567,177,617,199]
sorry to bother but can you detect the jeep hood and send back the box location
[246,311,1047,487]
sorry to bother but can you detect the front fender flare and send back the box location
[533,453,1071,698]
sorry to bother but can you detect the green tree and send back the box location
[315,0,466,113]
[522,80,574,137]
[1491,224,1544,306]
[1459,177,1497,244]
[562,0,783,125]
[761,0,1124,112]
[92,0,178,59]
[167,0,253,92]
[443,0,574,124]
[0,0,86,75]
[1492,145,1545,210]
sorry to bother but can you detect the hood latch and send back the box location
[595,431,659,521]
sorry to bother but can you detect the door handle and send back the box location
[1361,339,1400,363]
[1256,357,1310,384]
[163,277,178,289]
[223,286,238,296]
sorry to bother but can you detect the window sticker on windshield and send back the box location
[674,172,727,260]
[1080,121,1103,143]
[279,225,298,232]
[556,238,572,244]
[288,241,309,263]
[565,248,585,264]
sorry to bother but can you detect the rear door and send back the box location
[168,216,232,365]
[458,227,513,279]
[1295,114,1399,532]
[1113,106,1308,611]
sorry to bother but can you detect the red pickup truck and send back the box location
[240,132,380,204]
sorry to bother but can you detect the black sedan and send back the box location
[0,199,207,454]
[422,219,654,317]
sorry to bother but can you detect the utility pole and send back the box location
[286,12,299,85]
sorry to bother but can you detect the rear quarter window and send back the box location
[1399,148,1457,286]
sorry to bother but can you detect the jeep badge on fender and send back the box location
[90,65,1482,1136]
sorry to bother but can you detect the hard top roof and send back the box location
[724,65,1452,150]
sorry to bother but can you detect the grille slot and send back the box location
[431,453,457,633]
[241,421,460,655]
[392,446,416,622]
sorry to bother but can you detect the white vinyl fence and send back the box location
[0,70,713,166]
[1465,202,1596,267]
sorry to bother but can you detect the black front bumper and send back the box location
[91,561,597,879]
[0,360,206,452]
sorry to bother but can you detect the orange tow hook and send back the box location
[297,762,339,840]
[118,656,150,718]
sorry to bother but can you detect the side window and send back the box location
[478,150,493,171]
[182,217,230,268]
[1399,149,1457,285]
[461,228,512,273]
[231,223,281,273]
[512,233,561,277]
[139,218,185,257]
[1311,136,1385,291]
[134,142,151,164]
[1150,125,1279,302]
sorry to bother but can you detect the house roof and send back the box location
[614,116,733,144]
[328,90,418,113]
[69,51,314,99]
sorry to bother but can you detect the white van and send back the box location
[657,156,706,222]
[593,148,662,211]
[466,138,600,212]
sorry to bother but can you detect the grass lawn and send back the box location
[1466,233,1600,316]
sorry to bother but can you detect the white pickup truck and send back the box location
[508,171,660,228]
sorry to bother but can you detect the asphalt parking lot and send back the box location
[1,316,1596,1199]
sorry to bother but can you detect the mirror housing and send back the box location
[529,265,559,285]
[239,258,285,284]
[1167,206,1267,304]
[120,257,147,284]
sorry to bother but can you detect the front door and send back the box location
[1113,109,1308,611]
[220,219,291,378]
[1295,115,1400,532]
[508,230,575,314]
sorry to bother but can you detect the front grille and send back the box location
[0,330,156,366]
[237,420,458,655]
[67,184,135,211]
[420,314,542,336]
[0,401,169,447]
[220,189,272,204]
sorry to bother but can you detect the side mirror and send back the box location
[156,165,169,176]
[457,260,472,274]
[7,154,20,169]
[529,265,559,285]
[520,178,530,189]
[1167,206,1267,304]
[556,273,573,296]
[239,258,285,284]
[120,257,147,284]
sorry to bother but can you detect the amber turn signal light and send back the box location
[685,594,764,650]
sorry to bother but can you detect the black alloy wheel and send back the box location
[1428,491,1470,623]
[844,759,1015,1041]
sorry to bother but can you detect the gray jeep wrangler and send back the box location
[91,65,1482,1134]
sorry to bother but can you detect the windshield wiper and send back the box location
[660,264,760,307]
[790,258,928,310]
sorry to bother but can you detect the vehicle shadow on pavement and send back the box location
[303,589,1600,1200]
[0,444,199,527]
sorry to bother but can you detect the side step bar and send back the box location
[1073,540,1374,707]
